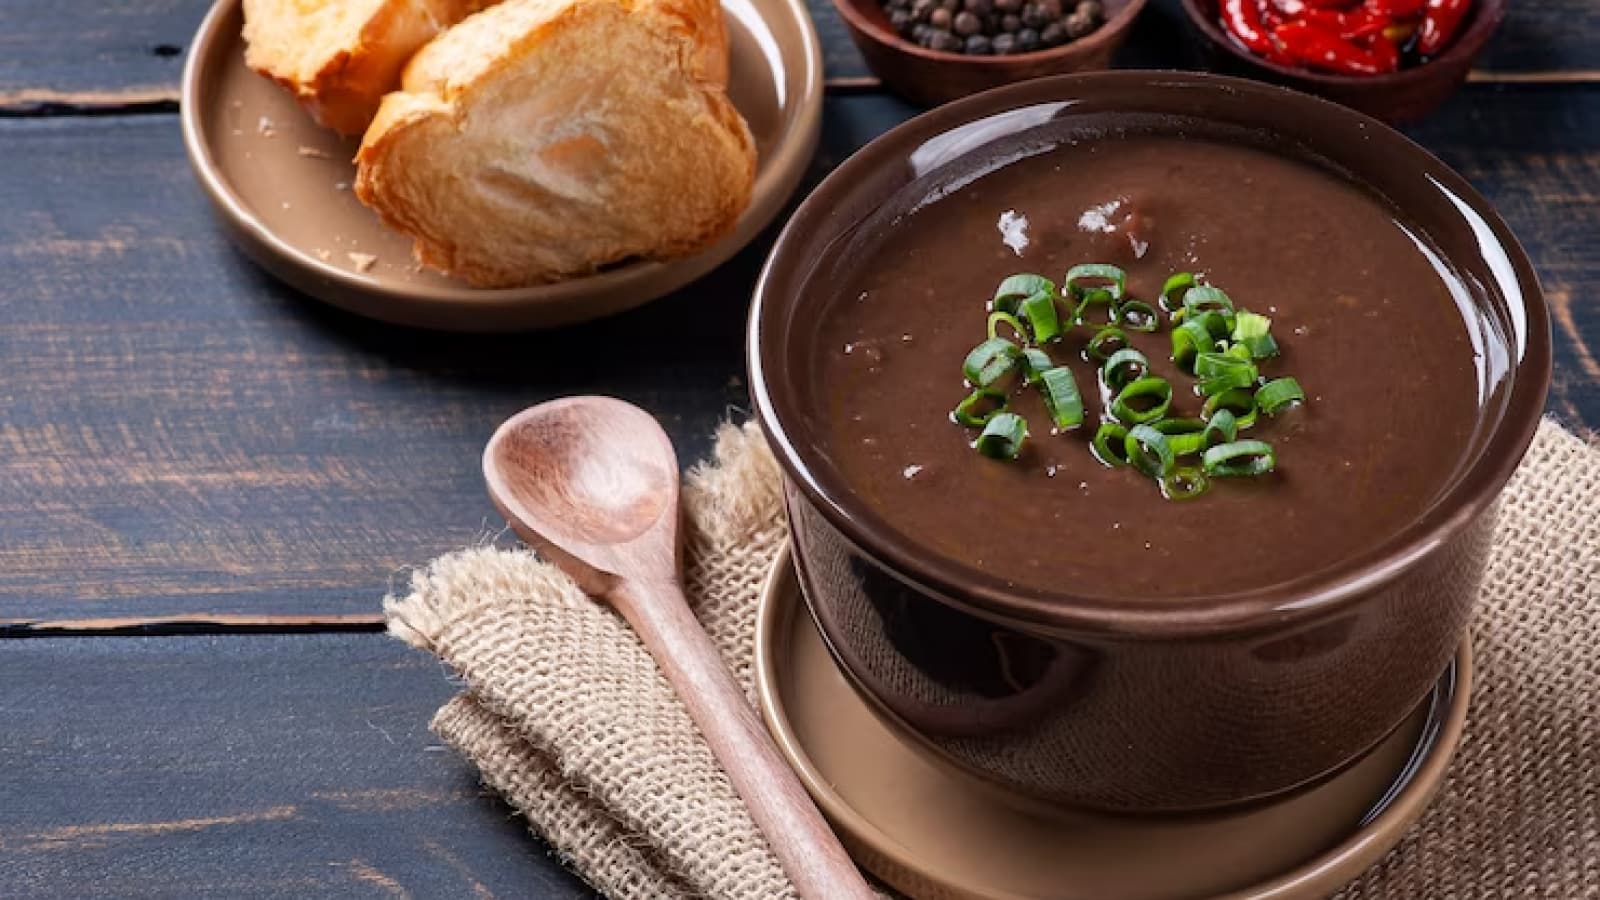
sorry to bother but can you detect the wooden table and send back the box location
[0,1,1594,895]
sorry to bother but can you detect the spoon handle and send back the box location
[614,576,877,900]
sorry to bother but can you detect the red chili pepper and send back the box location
[1222,0,1295,62]
[1417,0,1469,55]
[1363,0,1423,18]
[1301,0,1361,9]
[1274,20,1387,74]
[1303,7,1390,40]
[1361,33,1402,71]
[1267,0,1307,16]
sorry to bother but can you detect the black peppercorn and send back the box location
[1076,0,1103,18]
[965,33,992,53]
[930,7,953,28]
[1001,13,1022,30]
[1016,26,1040,50]
[1020,3,1047,28]
[1039,0,1063,18]
[912,0,935,21]
[930,29,964,51]
[1064,10,1094,36]
[953,10,982,34]
[995,0,1024,13]
[963,0,994,15]
[890,8,913,32]
[1040,21,1066,44]
[991,31,1017,53]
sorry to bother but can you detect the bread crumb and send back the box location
[315,249,332,261]
[348,252,378,273]
[296,145,331,159]
[333,182,350,192]
[257,115,275,137]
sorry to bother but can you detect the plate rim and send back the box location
[179,0,824,330]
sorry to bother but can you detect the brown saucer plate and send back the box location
[180,0,822,332]
[755,543,1471,900]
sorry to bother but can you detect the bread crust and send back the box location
[353,0,757,288]
[243,0,494,136]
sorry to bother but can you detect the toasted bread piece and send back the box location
[243,0,497,136]
[353,0,756,288]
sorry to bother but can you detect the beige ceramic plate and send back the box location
[755,544,1471,900]
[180,0,822,331]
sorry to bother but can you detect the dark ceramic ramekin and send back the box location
[748,71,1549,814]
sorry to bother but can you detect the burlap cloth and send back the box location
[384,420,1599,899]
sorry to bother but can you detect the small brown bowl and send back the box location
[1179,0,1505,122]
[830,0,1147,107]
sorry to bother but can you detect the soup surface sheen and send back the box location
[808,135,1481,601]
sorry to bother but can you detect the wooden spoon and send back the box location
[483,396,875,900]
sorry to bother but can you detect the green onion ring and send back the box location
[1040,366,1084,430]
[1020,348,1054,385]
[1257,377,1307,416]
[1231,310,1277,358]
[1085,326,1129,362]
[1195,351,1259,397]
[1203,439,1276,477]
[987,311,1029,343]
[1202,388,1258,430]
[1160,272,1196,313]
[993,274,1055,314]
[1160,467,1210,501]
[951,389,1007,427]
[1091,423,1131,467]
[1154,417,1208,456]
[1111,377,1173,425]
[1021,292,1062,344]
[1116,299,1160,332]
[1101,348,1150,392]
[1064,264,1126,302]
[1182,285,1235,317]
[1202,408,1238,447]
[1124,424,1175,478]
[963,337,1021,388]
[1240,333,1280,359]
[1171,319,1216,374]
[974,412,1028,460]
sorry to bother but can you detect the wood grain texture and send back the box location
[0,633,594,898]
[0,0,1594,111]
[0,87,1597,624]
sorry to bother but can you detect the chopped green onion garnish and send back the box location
[1182,285,1235,317]
[994,274,1055,314]
[988,311,1028,343]
[974,412,1028,460]
[1111,377,1173,424]
[1040,366,1084,430]
[1116,299,1160,332]
[963,337,1021,388]
[951,389,1007,427]
[1020,348,1054,385]
[1203,440,1276,477]
[1230,311,1278,358]
[1124,424,1175,478]
[1101,348,1150,392]
[1160,272,1196,313]
[1154,417,1208,456]
[1202,408,1238,447]
[1092,423,1131,467]
[1064,264,1126,301]
[1202,388,1259,430]
[1161,467,1210,500]
[1257,377,1307,416]
[1085,326,1129,362]
[1171,318,1214,374]
[1070,288,1117,326]
[1195,351,1259,397]
[1021,292,1062,344]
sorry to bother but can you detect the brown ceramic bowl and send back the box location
[748,71,1549,814]
[1180,0,1505,122]
[830,0,1147,107]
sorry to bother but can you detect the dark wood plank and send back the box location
[0,633,594,898]
[0,0,1594,110]
[1,87,1597,625]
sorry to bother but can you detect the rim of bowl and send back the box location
[1178,0,1506,88]
[830,0,1149,67]
[747,70,1550,639]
